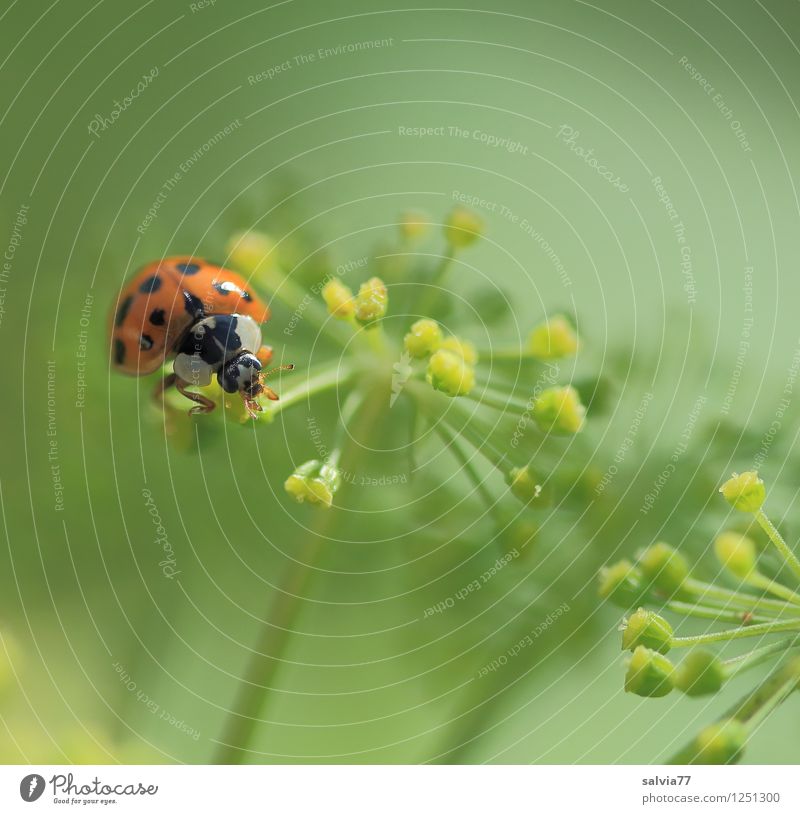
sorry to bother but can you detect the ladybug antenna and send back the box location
[264,363,295,377]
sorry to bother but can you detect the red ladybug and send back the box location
[110,256,291,417]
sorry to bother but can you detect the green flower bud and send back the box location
[528,315,578,360]
[354,277,388,326]
[639,542,690,595]
[226,230,278,275]
[674,650,726,697]
[689,719,747,764]
[403,319,442,358]
[399,210,429,241]
[322,279,355,319]
[719,471,766,512]
[506,466,548,506]
[440,335,478,365]
[625,646,674,697]
[533,385,586,434]
[598,560,647,609]
[284,459,341,508]
[443,206,483,248]
[714,531,757,579]
[426,349,475,397]
[621,608,673,653]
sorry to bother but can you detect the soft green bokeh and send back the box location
[2,0,800,764]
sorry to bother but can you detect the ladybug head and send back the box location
[217,352,265,415]
[217,351,294,418]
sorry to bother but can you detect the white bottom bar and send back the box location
[1,765,796,813]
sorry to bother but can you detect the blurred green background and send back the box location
[2,0,800,763]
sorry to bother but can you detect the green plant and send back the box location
[600,471,800,764]
[153,207,599,762]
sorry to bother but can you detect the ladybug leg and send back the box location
[175,377,216,415]
[153,372,177,407]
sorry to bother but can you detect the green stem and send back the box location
[261,362,353,419]
[213,390,383,763]
[671,619,800,648]
[258,266,352,347]
[724,635,800,679]
[746,571,800,606]
[668,656,800,764]
[407,380,511,471]
[754,509,800,583]
[434,423,501,524]
[416,246,456,316]
[467,388,534,415]
[684,578,800,615]
[665,601,774,626]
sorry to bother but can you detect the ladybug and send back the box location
[110,256,292,417]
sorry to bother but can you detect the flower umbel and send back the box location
[601,473,800,764]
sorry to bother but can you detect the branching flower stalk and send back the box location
[600,471,800,763]
[176,207,596,762]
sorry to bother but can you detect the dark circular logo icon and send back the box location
[19,774,45,802]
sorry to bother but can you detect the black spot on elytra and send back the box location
[175,261,201,275]
[113,338,126,365]
[182,290,204,319]
[115,295,133,326]
[149,308,166,326]
[213,281,232,296]
[139,275,162,294]
[139,334,154,351]
[241,289,253,302]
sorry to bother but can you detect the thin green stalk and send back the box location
[434,423,501,524]
[416,247,456,315]
[258,266,352,347]
[684,578,800,615]
[467,388,534,415]
[671,619,800,648]
[408,380,510,471]
[214,390,383,763]
[724,635,800,679]
[754,509,800,583]
[665,601,774,626]
[668,656,800,764]
[262,362,353,419]
[746,571,800,606]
